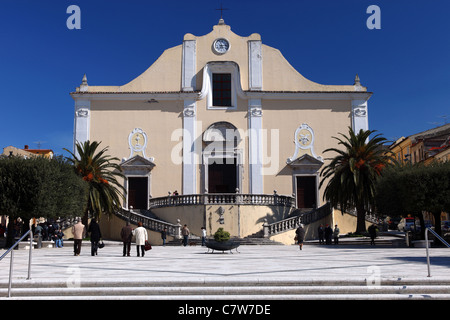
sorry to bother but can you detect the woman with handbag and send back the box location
[132,222,148,257]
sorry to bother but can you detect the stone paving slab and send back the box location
[1,242,450,284]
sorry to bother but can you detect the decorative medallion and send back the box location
[287,124,322,163]
[76,108,89,118]
[128,128,148,159]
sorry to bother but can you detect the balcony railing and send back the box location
[264,203,332,237]
[115,208,181,238]
[148,193,296,209]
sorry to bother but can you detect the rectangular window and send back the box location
[212,73,232,107]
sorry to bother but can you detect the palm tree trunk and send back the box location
[356,204,367,234]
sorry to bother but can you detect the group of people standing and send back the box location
[72,218,102,256]
[318,224,340,245]
[120,221,149,257]
[295,223,341,250]
[72,218,151,257]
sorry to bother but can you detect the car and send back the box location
[398,217,415,232]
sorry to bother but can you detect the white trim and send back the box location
[202,148,243,194]
[124,175,151,210]
[248,40,263,91]
[183,99,197,195]
[71,90,372,102]
[120,155,155,210]
[201,62,240,110]
[287,124,323,163]
[351,99,369,132]
[182,40,196,91]
[73,99,90,156]
[293,173,320,209]
[128,128,149,159]
[248,98,263,194]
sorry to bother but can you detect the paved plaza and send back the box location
[1,241,449,283]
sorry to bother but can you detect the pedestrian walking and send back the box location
[201,227,207,246]
[333,224,340,245]
[133,222,148,257]
[120,220,133,256]
[318,224,324,244]
[181,224,190,247]
[161,227,167,246]
[368,224,378,245]
[295,224,305,250]
[88,218,102,256]
[324,224,333,245]
[72,218,85,256]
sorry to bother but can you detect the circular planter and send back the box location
[205,240,240,253]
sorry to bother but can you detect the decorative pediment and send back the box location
[120,155,155,175]
[287,154,324,170]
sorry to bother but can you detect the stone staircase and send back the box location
[2,278,450,300]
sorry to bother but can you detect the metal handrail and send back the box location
[425,227,450,277]
[0,230,33,297]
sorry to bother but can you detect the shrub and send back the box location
[213,228,230,242]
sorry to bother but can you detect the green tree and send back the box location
[64,141,126,222]
[375,164,426,236]
[320,127,393,234]
[375,161,450,239]
[0,155,88,247]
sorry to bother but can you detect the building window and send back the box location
[212,73,232,107]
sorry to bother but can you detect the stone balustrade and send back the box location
[148,193,296,209]
[264,203,332,237]
[115,208,181,239]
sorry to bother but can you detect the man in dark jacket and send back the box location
[88,219,102,256]
[368,224,378,245]
[324,224,333,245]
[295,224,306,250]
[121,220,133,256]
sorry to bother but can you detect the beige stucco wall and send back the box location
[90,99,184,197]
[152,204,293,239]
[84,23,361,94]
[332,208,373,234]
[261,99,352,200]
[89,96,351,199]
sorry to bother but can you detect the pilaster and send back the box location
[248,98,263,194]
[248,40,262,91]
[182,40,196,91]
[73,99,91,156]
[351,99,369,133]
[183,99,197,194]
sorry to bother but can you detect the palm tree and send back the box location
[64,141,126,222]
[319,127,393,234]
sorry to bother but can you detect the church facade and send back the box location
[71,19,371,239]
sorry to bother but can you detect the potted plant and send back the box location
[206,228,240,253]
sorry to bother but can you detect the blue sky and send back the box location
[1,0,449,157]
